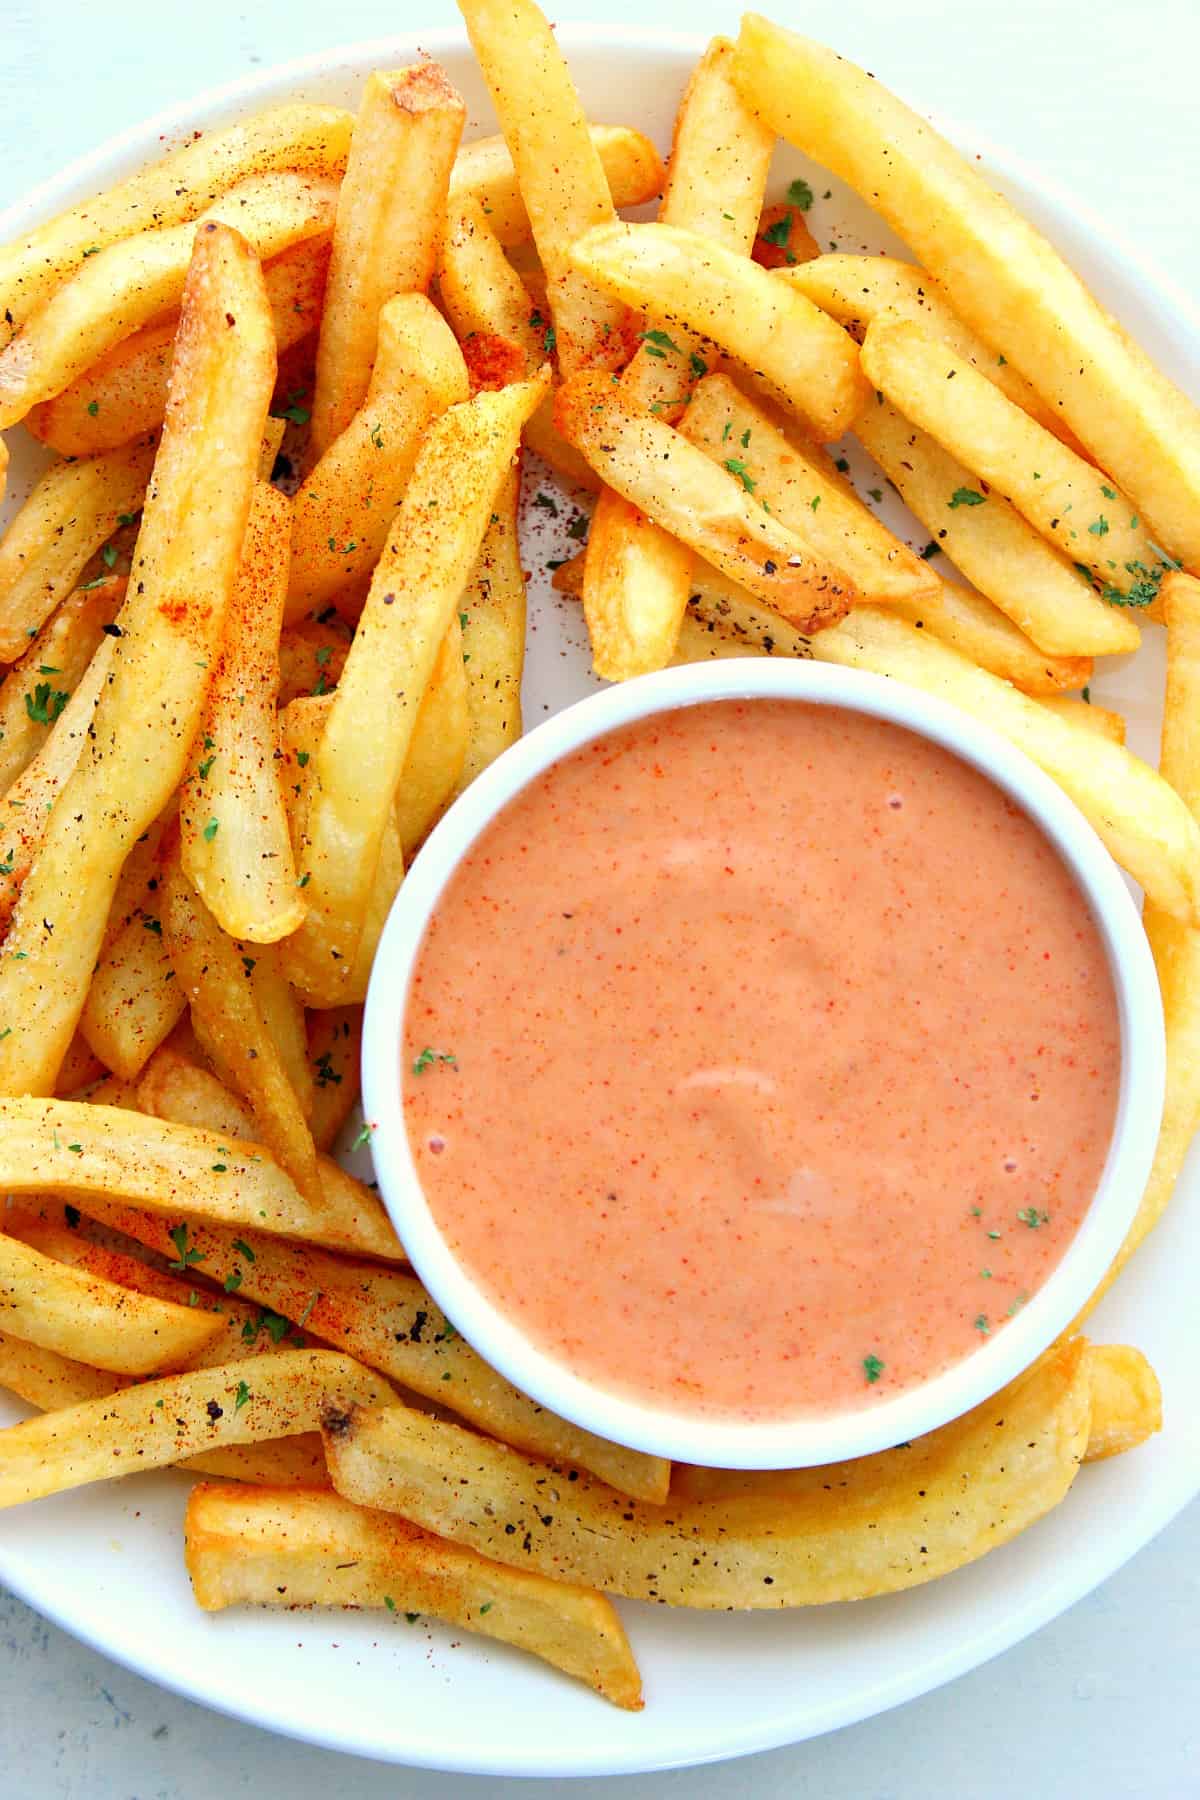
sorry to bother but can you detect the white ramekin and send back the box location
[363,659,1164,1469]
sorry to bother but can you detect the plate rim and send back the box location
[0,25,1197,1777]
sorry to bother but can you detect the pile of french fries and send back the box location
[0,0,1193,1710]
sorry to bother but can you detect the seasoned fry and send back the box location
[569,222,868,439]
[812,607,1200,922]
[79,1194,668,1505]
[0,1097,403,1259]
[582,39,774,680]
[289,298,468,620]
[324,1339,1089,1607]
[305,1008,362,1151]
[854,400,1141,657]
[178,484,301,941]
[394,617,468,858]
[277,618,350,706]
[885,577,1092,696]
[309,66,465,458]
[26,239,331,458]
[0,222,275,1097]
[679,372,937,605]
[0,1350,391,1508]
[860,316,1171,602]
[252,949,314,1122]
[556,372,856,632]
[670,613,765,663]
[752,201,819,271]
[785,254,1070,437]
[0,579,122,793]
[0,104,352,347]
[163,864,322,1205]
[458,0,630,376]
[0,1230,224,1374]
[55,1035,107,1098]
[460,466,525,784]
[1083,1345,1162,1462]
[284,376,546,1006]
[185,1484,643,1709]
[1040,697,1126,744]
[0,174,334,429]
[733,16,1200,571]
[0,1326,125,1409]
[0,441,152,660]
[136,1046,255,1140]
[77,837,187,1081]
[449,124,663,247]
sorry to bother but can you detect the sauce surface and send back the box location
[403,700,1120,1421]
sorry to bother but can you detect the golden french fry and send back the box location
[1040,696,1125,744]
[752,201,819,271]
[0,222,275,1096]
[556,372,856,632]
[177,484,302,941]
[732,16,1200,572]
[582,40,775,681]
[78,837,188,1081]
[679,372,937,605]
[0,636,116,932]
[458,0,630,377]
[0,175,334,429]
[0,1096,402,1259]
[283,376,546,1006]
[80,1193,668,1504]
[813,606,1200,921]
[860,316,1172,605]
[289,297,468,620]
[0,579,122,793]
[55,1034,107,1097]
[325,1339,1088,1607]
[137,1045,254,1140]
[449,124,663,247]
[0,1349,391,1508]
[0,104,352,348]
[163,865,322,1206]
[784,254,1072,438]
[394,618,468,858]
[1083,1345,1162,1462]
[185,1483,643,1709]
[570,222,867,439]
[885,577,1093,696]
[670,613,767,663]
[309,66,465,457]
[0,442,153,660]
[251,950,314,1122]
[854,399,1141,658]
[0,1229,224,1374]
[460,466,525,784]
[25,239,331,457]
[1157,569,1200,813]
[277,618,350,705]
[305,1008,362,1151]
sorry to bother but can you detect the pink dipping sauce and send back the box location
[402,700,1120,1423]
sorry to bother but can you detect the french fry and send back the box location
[860,316,1172,604]
[277,617,350,706]
[0,175,334,429]
[854,400,1141,657]
[394,617,468,858]
[0,222,275,1096]
[0,104,352,347]
[250,949,314,1122]
[812,606,1200,922]
[26,239,331,457]
[0,579,123,794]
[283,376,546,1006]
[185,1483,643,1709]
[0,1229,224,1374]
[163,865,321,1205]
[449,124,663,247]
[0,442,153,660]
[305,1008,362,1151]
[0,1350,391,1508]
[1082,1345,1162,1462]
[177,484,301,942]
[324,1338,1088,1607]
[55,1035,107,1097]
[582,39,775,681]
[679,372,937,605]
[78,1194,668,1505]
[460,466,525,784]
[1040,696,1126,744]
[288,296,469,620]
[0,1097,403,1259]
[0,636,116,932]
[785,254,1071,438]
[732,16,1200,572]
[78,841,188,1082]
[670,613,765,663]
[569,222,868,439]
[137,1045,255,1140]
[752,201,819,271]
[555,372,856,632]
[309,66,465,458]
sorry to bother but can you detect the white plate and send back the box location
[1,28,1198,1780]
